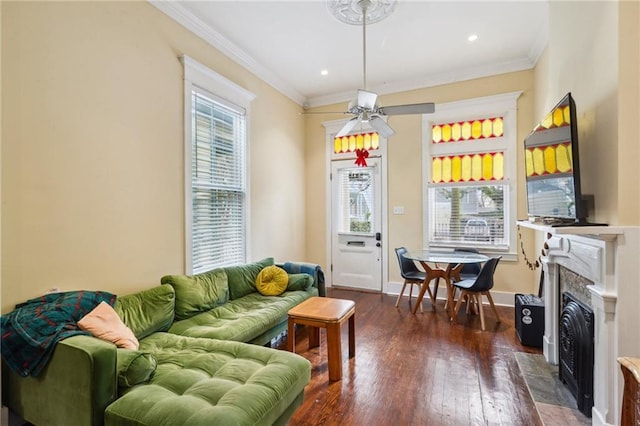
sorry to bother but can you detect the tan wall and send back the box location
[539,1,623,225]
[618,0,640,224]
[1,2,306,313]
[304,71,539,295]
[529,1,640,287]
[531,1,640,226]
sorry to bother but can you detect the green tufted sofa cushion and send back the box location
[114,284,175,340]
[168,290,316,342]
[224,257,274,300]
[161,268,229,320]
[104,333,311,426]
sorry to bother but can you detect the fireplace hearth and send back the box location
[517,223,640,426]
[559,291,594,417]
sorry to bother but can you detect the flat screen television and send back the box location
[524,93,596,226]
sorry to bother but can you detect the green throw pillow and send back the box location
[114,284,175,340]
[116,349,157,388]
[224,257,275,300]
[161,268,229,320]
[287,273,314,291]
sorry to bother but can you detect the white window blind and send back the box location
[191,90,246,273]
[427,183,508,247]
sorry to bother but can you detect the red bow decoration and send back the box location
[354,149,369,167]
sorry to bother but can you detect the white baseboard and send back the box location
[385,281,517,307]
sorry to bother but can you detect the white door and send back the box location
[331,158,382,291]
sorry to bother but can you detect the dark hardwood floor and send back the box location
[279,288,544,426]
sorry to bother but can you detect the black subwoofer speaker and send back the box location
[515,293,545,348]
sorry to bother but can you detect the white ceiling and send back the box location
[152,1,549,108]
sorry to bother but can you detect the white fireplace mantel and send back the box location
[517,222,640,426]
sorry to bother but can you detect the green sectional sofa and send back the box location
[2,258,323,426]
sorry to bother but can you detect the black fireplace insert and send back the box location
[559,291,594,417]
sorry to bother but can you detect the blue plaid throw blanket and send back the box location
[1,290,116,377]
[282,262,326,297]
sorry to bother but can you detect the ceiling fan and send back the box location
[330,0,435,138]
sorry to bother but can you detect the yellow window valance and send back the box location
[432,117,504,144]
[333,132,380,154]
[432,151,504,184]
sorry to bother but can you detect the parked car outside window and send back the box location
[464,219,490,241]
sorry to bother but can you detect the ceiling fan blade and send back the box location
[357,89,378,110]
[336,117,359,138]
[378,102,435,116]
[369,116,395,138]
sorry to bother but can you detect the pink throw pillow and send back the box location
[78,301,139,350]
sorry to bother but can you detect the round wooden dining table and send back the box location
[402,250,489,318]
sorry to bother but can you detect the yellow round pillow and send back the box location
[255,265,288,296]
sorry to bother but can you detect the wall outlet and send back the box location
[392,206,405,215]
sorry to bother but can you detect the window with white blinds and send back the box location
[191,91,246,272]
[182,55,255,274]
[422,92,520,254]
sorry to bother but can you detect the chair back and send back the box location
[395,247,421,280]
[454,247,481,276]
[467,257,501,292]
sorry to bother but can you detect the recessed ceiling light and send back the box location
[468,34,478,42]
[321,69,329,76]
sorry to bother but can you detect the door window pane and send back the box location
[337,167,375,233]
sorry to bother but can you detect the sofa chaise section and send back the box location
[105,333,310,426]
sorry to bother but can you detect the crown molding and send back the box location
[151,1,545,111]
[149,0,306,106]
[306,56,536,108]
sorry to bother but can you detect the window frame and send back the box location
[182,55,255,274]
[421,92,521,257]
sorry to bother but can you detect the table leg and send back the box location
[308,326,320,349]
[348,314,355,358]
[446,264,463,322]
[412,264,446,314]
[445,276,455,321]
[287,317,295,352]
[326,322,342,381]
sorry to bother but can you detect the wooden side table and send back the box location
[287,297,355,381]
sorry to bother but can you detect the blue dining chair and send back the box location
[452,256,501,330]
[394,247,439,312]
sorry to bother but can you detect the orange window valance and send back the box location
[432,151,504,184]
[525,142,573,177]
[333,132,380,154]
[432,117,504,144]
